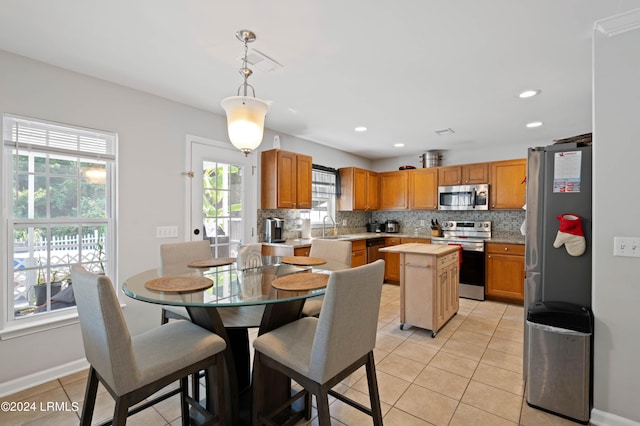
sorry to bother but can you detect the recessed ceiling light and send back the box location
[526,121,543,128]
[519,89,541,98]
[354,126,367,132]
[394,143,405,148]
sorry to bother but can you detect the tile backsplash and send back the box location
[257,208,525,241]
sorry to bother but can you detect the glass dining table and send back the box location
[122,256,328,425]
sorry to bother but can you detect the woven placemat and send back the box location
[145,276,213,292]
[271,272,329,291]
[187,257,236,268]
[280,256,327,266]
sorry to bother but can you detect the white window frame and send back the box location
[309,167,337,226]
[1,114,117,334]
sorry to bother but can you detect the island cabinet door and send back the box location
[435,252,460,330]
[401,253,435,331]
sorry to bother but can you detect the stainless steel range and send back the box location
[431,220,491,301]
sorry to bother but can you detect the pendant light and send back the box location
[221,30,270,156]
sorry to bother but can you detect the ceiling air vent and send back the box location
[434,128,455,136]
[243,48,283,73]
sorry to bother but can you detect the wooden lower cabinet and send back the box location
[294,246,310,257]
[351,240,367,267]
[401,250,459,336]
[485,243,525,303]
[383,237,402,282]
[384,237,430,282]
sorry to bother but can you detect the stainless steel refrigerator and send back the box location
[524,142,592,310]
[523,142,593,421]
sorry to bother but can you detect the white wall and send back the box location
[591,15,640,425]
[0,50,371,392]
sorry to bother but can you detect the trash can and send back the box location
[526,301,593,424]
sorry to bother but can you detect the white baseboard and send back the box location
[591,409,640,426]
[0,358,89,398]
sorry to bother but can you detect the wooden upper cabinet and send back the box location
[261,149,312,209]
[408,168,438,210]
[489,158,527,209]
[463,163,489,184]
[366,171,379,210]
[438,163,489,186]
[438,166,463,186]
[379,171,409,210]
[295,153,313,209]
[338,167,379,211]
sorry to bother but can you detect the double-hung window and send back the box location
[2,115,116,325]
[309,166,338,225]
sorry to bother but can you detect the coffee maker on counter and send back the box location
[264,218,286,243]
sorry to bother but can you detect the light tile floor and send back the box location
[1,284,585,425]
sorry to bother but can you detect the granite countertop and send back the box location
[264,231,525,248]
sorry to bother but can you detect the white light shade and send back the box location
[221,96,270,155]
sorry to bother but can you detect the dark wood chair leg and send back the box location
[80,367,99,426]
[216,354,226,426]
[180,376,189,426]
[365,353,383,426]
[112,397,129,426]
[316,389,331,426]
[305,391,313,420]
[252,352,264,426]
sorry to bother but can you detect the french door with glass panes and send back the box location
[187,136,256,258]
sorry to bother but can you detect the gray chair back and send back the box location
[308,259,384,383]
[237,243,263,270]
[309,239,352,270]
[71,264,138,395]
[160,240,212,274]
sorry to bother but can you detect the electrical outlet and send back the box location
[156,226,178,239]
[342,219,347,226]
[613,236,640,257]
[420,219,426,227]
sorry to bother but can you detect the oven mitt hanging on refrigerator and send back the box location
[553,213,586,256]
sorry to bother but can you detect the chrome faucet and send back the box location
[322,215,336,237]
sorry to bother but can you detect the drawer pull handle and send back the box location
[406,263,431,269]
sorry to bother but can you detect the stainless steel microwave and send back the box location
[438,184,489,210]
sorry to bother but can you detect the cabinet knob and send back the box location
[488,255,492,258]
[504,247,509,251]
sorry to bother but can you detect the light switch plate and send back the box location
[156,226,178,239]
[613,236,640,257]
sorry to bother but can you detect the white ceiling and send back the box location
[1,0,639,159]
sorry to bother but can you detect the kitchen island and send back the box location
[380,243,460,337]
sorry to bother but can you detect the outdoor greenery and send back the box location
[12,153,106,242]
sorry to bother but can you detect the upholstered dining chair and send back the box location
[71,264,226,426]
[236,242,264,270]
[159,240,213,324]
[252,259,385,426]
[301,239,352,317]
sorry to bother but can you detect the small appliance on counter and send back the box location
[366,222,384,233]
[264,217,285,243]
[385,220,400,233]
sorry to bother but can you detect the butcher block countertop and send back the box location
[379,243,459,256]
